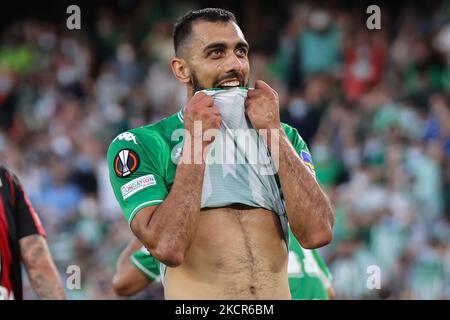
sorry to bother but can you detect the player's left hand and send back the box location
[245,80,281,131]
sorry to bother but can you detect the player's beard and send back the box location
[191,71,205,93]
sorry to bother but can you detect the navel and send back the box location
[249,286,256,295]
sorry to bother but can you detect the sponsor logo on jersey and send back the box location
[113,132,137,145]
[120,174,156,199]
[300,150,315,176]
[114,149,140,177]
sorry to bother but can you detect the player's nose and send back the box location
[224,52,243,74]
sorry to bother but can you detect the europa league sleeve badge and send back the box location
[114,149,140,178]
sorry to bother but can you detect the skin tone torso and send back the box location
[164,205,290,299]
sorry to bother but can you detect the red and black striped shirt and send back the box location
[0,166,46,300]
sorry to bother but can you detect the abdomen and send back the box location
[164,206,290,299]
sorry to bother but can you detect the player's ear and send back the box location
[171,57,191,84]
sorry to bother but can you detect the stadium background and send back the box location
[1,0,449,299]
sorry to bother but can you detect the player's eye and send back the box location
[236,47,248,57]
[209,49,224,59]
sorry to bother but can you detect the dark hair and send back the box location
[173,8,237,56]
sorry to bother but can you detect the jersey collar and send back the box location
[177,106,184,123]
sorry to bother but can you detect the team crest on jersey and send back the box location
[300,150,315,176]
[114,149,140,178]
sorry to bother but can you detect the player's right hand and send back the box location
[183,92,221,150]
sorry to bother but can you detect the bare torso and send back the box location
[164,205,290,299]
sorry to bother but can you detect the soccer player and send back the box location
[112,234,334,299]
[0,165,65,300]
[107,8,334,299]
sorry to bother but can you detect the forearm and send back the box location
[113,238,151,296]
[143,152,205,259]
[20,235,66,299]
[266,129,334,247]
[244,80,333,247]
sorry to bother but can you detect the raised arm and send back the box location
[267,127,333,248]
[127,93,220,267]
[107,93,221,267]
[245,80,334,249]
[131,165,205,267]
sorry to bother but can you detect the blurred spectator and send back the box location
[342,30,387,101]
[299,8,342,77]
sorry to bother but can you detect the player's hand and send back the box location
[245,80,281,131]
[183,92,221,157]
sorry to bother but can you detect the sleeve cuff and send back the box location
[130,256,159,281]
[127,200,164,226]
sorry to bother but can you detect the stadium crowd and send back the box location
[1,1,449,299]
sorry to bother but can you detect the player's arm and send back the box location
[8,171,65,299]
[132,93,220,267]
[274,127,334,249]
[19,235,66,299]
[245,80,334,249]
[108,93,220,267]
[112,238,151,297]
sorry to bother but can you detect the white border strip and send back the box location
[177,109,184,122]
[128,200,163,226]
[130,256,160,280]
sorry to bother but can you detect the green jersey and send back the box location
[107,89,316,284]
[130,246,161,282]
[287,228,333,300]
[107,108,314,227]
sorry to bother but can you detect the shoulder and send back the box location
[0,165,13,178]
[0,165,20,187]
[280,122,308,149]
[281,122,297,137]
[280,123,315,174]
[106,127,164,166]
[107,113,181,159]
[0,165,7,180]
[109,127,163,149]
